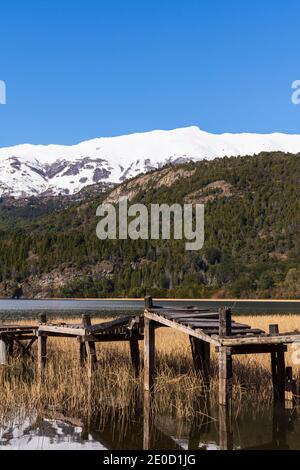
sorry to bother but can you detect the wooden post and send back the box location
[285,366,297,406]
[219,347,233,406]
[219,307,232,337]
[130,335,140,378]
[143,391,151,450]
[189,336,210,386]
[0,334,7,366]
[38,313,47,379]
[144,317,155,392]
[269,325,286,403]
[82,314,97,379]
[219,308,232,406]
[219,404,233,450]
[145,296,153,310]
[79,341,87,366]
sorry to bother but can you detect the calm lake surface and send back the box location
[1,298,300,320]
[0,403,299,450]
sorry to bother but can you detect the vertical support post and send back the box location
[189,336,210,386]
[38,313,47,380]
[219,404,233,450]
[219,308,233,406]
[144,296,153,310]
[82,314,97,379]
[130,335,140,378]
[285,366,297,406]
[144,317,155,392]
[219,307,232,337]
[79,340,87,366]
[143,391,151,450]
[269,325,285,403]
[0,334,8,366]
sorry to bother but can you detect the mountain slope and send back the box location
[1,126,300,197]
[0,151,300,299]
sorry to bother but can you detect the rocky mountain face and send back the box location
[1,126,300,198]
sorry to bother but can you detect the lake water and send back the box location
[1,403,299,450]
[1,298,300,320]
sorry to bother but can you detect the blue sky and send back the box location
[1,0,300,146]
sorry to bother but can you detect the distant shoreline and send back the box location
[3,297,300,303]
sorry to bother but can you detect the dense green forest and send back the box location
[1,151,300,299]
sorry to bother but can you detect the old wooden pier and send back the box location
[1,297,300,407]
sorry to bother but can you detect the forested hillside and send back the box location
[1,151,300,299]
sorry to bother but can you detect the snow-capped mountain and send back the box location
[1,126,300,198]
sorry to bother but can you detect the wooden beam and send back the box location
[145,310,220,345]
[229,344,288,355]
[38,325,86,336]
[144,317,155,392]
[220,334,300,346]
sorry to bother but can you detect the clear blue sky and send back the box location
[1,0,300,146]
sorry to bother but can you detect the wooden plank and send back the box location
[145,310,220,345]
[144,317,155,392]
[161,310,219,321]
[91,316,132,333]
[38,325,86,336]
[180,320,250,328]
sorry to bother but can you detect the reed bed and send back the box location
[0,314,299,423]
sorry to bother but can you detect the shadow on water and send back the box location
[1,395,300,450]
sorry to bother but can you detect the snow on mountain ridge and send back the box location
[1,126,300,198]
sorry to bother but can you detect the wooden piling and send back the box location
[145,296,153,310]
[0,334,7,366]
[219,404,233,450]
[269,325,286,402]
[37,314,47,379]
[219,308,233,406]
[144,317,155,392]
[79,341,87,366]
[129,335,140,378]
[82,314,97,379]
[189,336,210,386]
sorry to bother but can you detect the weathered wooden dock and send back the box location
[1,297,300,408]
[143,297,300,406]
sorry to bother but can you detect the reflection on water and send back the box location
[1,401,300,450]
